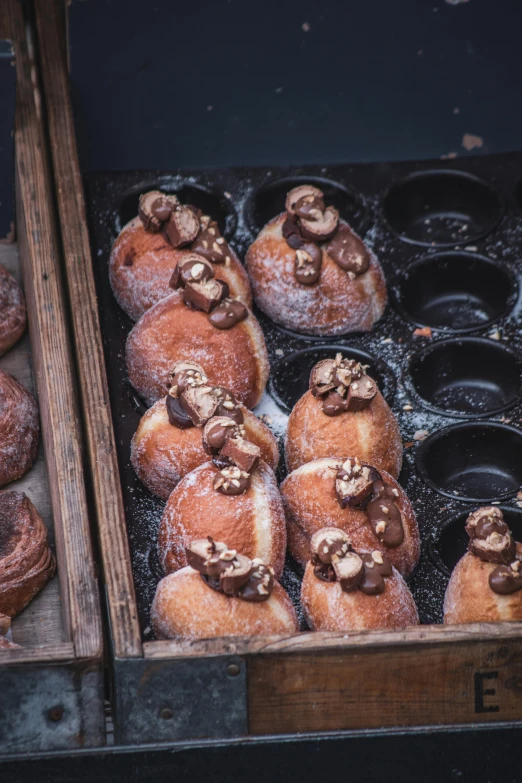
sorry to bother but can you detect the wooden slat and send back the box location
[7,0,102,661]
[247,638,522,734]
[34,0,141,659]
[0,642,75,666]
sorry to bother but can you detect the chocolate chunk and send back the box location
[183,278,229,313]
[334,550,365,593]
[322,390,348,416]
[180,385,219,426]
[285,185,325,217]
[209,298,248,329]
[138,191,179,232]
[489,562,522,595]
[214,387,244,424]
[346,375,377,412]
[166,393,194,429]
[168,360,207,397]
[293,193,326,221]
[169,254,214,290]
[332,356,364,388]
[466,507,516,565]
[358,551,393,595]
[213,465,251,496]
[367,480,404,548]
[299,206,339,242]
[185,537,228,575]
[282,214,306,249]
[294,244,322,285]
[325,224,370,276]
[239,559,275,602]
[219,436,261,473]
[310,527,352,582]
[220,553,254,596]
[191,219,232,264]
[309,359,337,397]
[162,205,200,247]
[202,416,240,455]
[335,459,380,509]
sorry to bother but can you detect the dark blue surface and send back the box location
[69,0,522,172]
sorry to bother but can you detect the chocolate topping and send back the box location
[294,193,326,220]
[310,527,392,595]
[138,191,179,232]
[358,551,393,595]
[202,416,240,455]
[183,278,229,313]
[335,458,380,509]
[285,185,325,217]
[465,507,516,565]
[168,360,207,397]
[299,205,339,242]
[294,244,322,285]
[190,217,232,264]
[209,297,248,329]
[489,561,522,595]
[169,254,214,290]
[219,436,261,474]
[166,393,194,429]
[309,355,376,415]
[325,224,370,277]
[185,539,274,602]
[367,480,404,548]
[282,214,306,249]
[213,465,251,496]
[180,385,219,426]
[162,204,200,248]
[213,387,244,424]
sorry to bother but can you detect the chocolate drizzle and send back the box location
[334,458,404,548]
[464,507,522,595]
[309,353,377,415]
[185,538,275,602]
[310,527,392,595]
[281,184,370,285]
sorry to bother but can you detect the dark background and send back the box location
[69,0,522,173]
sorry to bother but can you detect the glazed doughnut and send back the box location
[131,396,279,499]
[158,460,286,578]
[285,354,402,477]
[110,212,251,322]
[246,184,386,336]
[0,491,56,617]
[0,264,26,356]
[301,528,418,632]
[126,291,269,407]
[151,538,298,640]
[281,458,420,576]
[0,370,39,486]
[444,507,522,624]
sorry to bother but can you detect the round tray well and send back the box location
[429,505,522,577]
[118,180,237,238]
[269,345,396,414]
[246,175,368,235]
[383,169,503,246]
[416,421,522,502]
[408,337,522,418]
[392,251,516,333]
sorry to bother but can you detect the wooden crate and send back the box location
[35,0,522,745]
[0,0,104,754]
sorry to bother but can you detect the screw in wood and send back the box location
[47,705,64,722]
[227,662,241,677]
[160,707,174,720]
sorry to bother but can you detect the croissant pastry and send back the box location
[0,491,56,617]
[0,370,39,486]
[0,264,26,357]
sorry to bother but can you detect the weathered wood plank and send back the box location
[34,0,141,659]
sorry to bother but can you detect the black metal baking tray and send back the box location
[84,151,522,634]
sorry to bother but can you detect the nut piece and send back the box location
[162,204,200,247]
[202,416,240,454]
[335,458,379,509]
[183,278,229,313]
[332,356,364,388]
[219,436,261,473]
[209,297,248,330]
[180,385,219,426]
[466,506,516,565]
[138,191,179,232]
[169,254,214,290]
